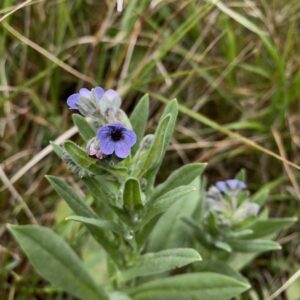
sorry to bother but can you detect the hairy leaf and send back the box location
[123,248,201,280]
[129,272,250,300]
[142,185,197,226]
[130,94,149,154]
[227,238,281,253]
[148,179,200,251]
[8,225,108,300]
[246,218,297,239]
[151,163,206,201]
[72,114,96,142]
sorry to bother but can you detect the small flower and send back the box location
[66,87,122,119]
[97,123,136,159]
[67,87,104,109]
[215,179,246,193]
[86,138,103,159]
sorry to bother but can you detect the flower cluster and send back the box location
[67,86,136,159]
[206,178,260,226]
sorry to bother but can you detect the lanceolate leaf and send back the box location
[227,238,281,253]
[159,99,178,155]
[141,185,197,227]
[128,272,250,300]
[151,163,206,201]
[143,100,178,189]
[83,176,119,207]
[72,114,96,142]
[47,175,96,218]
[110,292,132,300]
[246,217,297,239]
[137,115,171,178]
[130,94,149,154]
[195,260,249,285]
[123,248,201,281]
[64,140,96,169]
[251,187,269,206]
[47,176,122,266]
[64,141,127,177]
[50,142,65,159]
[8,225,108,300]
[148,179,200,251]
[66,215,125,236]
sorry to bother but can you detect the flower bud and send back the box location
[86,138,103,159]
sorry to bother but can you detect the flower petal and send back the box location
[216,181,227,193]
[115,141,131,158]
[104,89,121,108]
[94,86,104,101]
[67,93,80,109]
[79,88,92,99]
[100,139,115,155]
[123,129,137,146]
[227,179,246,190]
[97,126,112,141]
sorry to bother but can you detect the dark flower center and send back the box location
[110,128,123,141]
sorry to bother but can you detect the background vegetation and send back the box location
[1,0,300,299]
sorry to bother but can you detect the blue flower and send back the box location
[215,179,246,193]
[97,123,136,158]
[67,87,104,109]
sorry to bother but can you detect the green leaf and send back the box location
[151,163,206,201]
[50,142,65,159]
[130,94,149,154]
[64,140,96,169]
[123,248,201,281]
[214,241,232,253]
[143,100,178,190]
[47,175,96,218]
[136,216,160,249]
[8,224,108,300]
[246,218,297,239]
[123,177,144,210]
[72,114,96,142]
[128,272,250,300]
[159,99,178,155]
[148,179,200,251]
[83,176,118,207]
[137,114,171,178]
[227,239,281,253]
[195,260,249,285]
[251,187,269,206]
[64,141,126,177]
[142,185,197,227]
[235,169,246,182]
[65,215,125,236]
[110,292,132,300]
[182,218,212,250]
[47,176,122,266]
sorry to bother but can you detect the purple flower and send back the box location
[67,87,104,109]
[215,179,246,193]
[97,123,136,159]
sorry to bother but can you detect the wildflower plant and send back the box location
[180,171,296,275]
[9,87,283,299]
